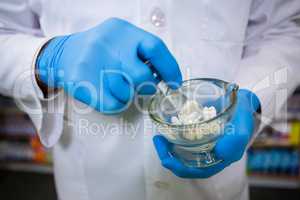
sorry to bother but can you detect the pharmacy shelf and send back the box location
[249,175,300,189]
[0,162,53,174]
[251,140,296,148]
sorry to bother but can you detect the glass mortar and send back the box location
[148,78,238,168]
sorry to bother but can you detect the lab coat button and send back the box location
[154,181,170,190]
[150,7,166,27]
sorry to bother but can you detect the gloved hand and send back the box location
[36,18,182,113]
[153,89,261,178]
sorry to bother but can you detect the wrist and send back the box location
[35,35,70,88]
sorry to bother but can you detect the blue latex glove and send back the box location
[37,18,182,114]
[153,89,261,178]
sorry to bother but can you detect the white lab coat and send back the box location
[1,0,300,200]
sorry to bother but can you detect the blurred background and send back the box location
[0,89,299,200]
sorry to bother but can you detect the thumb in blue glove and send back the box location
[36,18,182,114]
[153,89,261,178]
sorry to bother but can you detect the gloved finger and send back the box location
[183,160,231,178]
[162,157,231,179]
[137,35,182,89]
[153,135,172,160]
[125,57,158,95]
[239,89,261,113]
[136,76,160,95]
[100,75,130,114]
[153,135,231,179]
[106,67,134,103]
[97,92,127,114]
[64,79,126,114]
[64,81,99,109]
[214,90,255,162]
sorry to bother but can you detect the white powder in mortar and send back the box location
[171,100,221,141]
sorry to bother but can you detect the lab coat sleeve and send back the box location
[235,0,300,142]
[0,0,65,147]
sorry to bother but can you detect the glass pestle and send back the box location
[145,60,187,114]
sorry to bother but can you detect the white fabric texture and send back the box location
[0,0,300,200]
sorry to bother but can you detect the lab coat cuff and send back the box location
[14,37,65,148]
[25,36,65,148]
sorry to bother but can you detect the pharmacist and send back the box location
[1,1,300,200]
